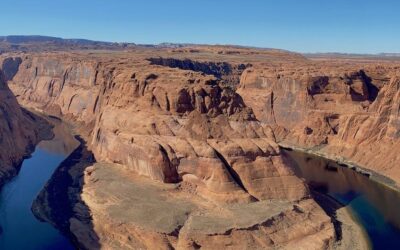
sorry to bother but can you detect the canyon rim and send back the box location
[0,39,398,249]
[0,1,400,250]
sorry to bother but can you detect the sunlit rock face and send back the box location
[6,51,309,204]
[238,62,400,184]
[8,45,400,249]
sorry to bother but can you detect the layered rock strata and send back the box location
[76,162,334,249]
[0,68,50,188]
[5,47,394,249]
[6,52,309,204]
[238,62,400,184]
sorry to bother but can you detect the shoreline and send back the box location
[279,142,381,249]
[311,190,371,249]
[0,110,53,191]
[0,113,78,249]
[31,135,97,250]
[278,142,400,193]
[334,206,372,250]
[1,120,386,249]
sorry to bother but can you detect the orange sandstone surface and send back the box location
[1,46,398,249]
[0,61,50,188]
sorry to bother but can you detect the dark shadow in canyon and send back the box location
[33,136,101,250]
[308,186,344,241]
[147,57,250,87]
[213,149,258,202]
[360,70,379,102]
[347,70,380,103]
[307,71,380,103]
[1,57,22,81]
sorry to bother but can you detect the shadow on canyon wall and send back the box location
[147,57,250,87]
[33,136,101,250]
[1,57,22,81]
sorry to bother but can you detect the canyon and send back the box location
[0,58,51,189]
[0,43,399,249]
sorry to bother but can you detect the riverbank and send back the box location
[0,110,53,191]
[309,190,371,250]
[279,142,400,194]
[32,135,98,249]
[0,117,78,249]
[31,128,337,249]
[280,142,400,249]
[335,207,371,250]
[30,125,371,249]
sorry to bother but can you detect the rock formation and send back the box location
[77,162,333,249]
[0,67,50,188]
[3,45,399,249]
[237,60,400,183]
[6,51,309,204]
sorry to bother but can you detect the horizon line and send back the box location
[1,34,399,56]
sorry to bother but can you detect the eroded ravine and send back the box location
[0,118,79,249]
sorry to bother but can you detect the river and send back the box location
[1,117,400,249]
[283,148,400,249]
[0,119,79,250]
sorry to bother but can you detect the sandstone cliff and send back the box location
[0,67,50,188]
[6,47,382,249]
[7,52,309,203]
[238,61,400,184]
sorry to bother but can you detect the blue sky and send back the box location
[1,0,399,53]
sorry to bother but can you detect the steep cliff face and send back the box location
[4,51,337,249]
[0,69,49,187]
[8,53,309,203]
[9,54,99,123]
[238,63,400,183]
[3,47,399,249]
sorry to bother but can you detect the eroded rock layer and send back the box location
[78,162,333,250]
[5,46,397,249]
[6,51,309,204]
[0,67,50,187]
[238,60,400,183]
